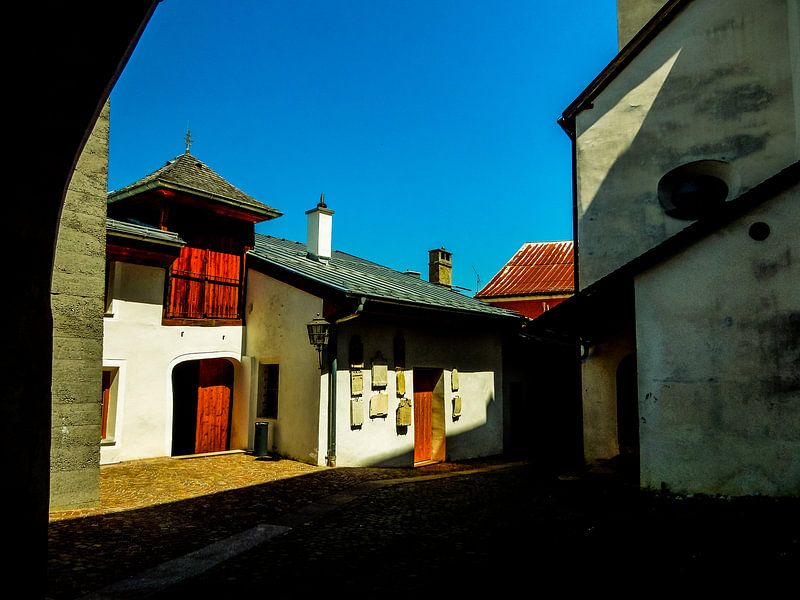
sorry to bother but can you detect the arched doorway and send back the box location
[172,358,234,456]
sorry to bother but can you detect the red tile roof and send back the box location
[476,241,574,298]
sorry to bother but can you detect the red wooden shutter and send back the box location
[167,246,206,318]
[204,250,241,319]
[167,245,242,320]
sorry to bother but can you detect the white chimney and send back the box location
[306,193,334,260]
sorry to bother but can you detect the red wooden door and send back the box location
[194,359,233,454]
[414,370,435,464]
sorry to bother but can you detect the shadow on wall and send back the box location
[576,4,790,285]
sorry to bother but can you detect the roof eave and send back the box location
[108,179,282,220]
[107,230,185,248]
[558,0,691,137]
[353,294,522,322]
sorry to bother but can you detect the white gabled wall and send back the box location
[102,261,244,464]
[575,0,798,288]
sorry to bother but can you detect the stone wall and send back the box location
[50,100,110,510]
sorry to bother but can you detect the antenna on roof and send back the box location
[472,265,481,291]
[184,126,193,154]
[318,192,327,208]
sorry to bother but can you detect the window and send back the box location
[104,260,116,317]
[101,368,119,443]
[165,245,243,320]
[257,364,279,419]
[393,332,406,369]
[349,335,364,367]
[748,221,770,241]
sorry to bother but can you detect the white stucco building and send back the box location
[101,154,518,468]
[531,0,799,496]
[245,228,516,467]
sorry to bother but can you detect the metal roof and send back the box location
[248,235,518,320]
[107,152,281,219]
[476,241,574,299]
[106,218,185,246]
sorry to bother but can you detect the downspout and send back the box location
[558,112,585,468]
[325,296,367,467]
[325,329,338,467]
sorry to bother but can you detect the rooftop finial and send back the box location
[184,127,193,154]
[318,192,327,208]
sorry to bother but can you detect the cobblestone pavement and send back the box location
[47,452,513,599]
[48,454,799,599]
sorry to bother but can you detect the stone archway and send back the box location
[5,3,158,593]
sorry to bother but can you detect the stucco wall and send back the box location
[102,261,244,463]
[791,0,800,157]
[635,183,799,496]
[333,316,504,467]
[244,271,324,465]
[616,0,669,49]
[50,100,110,510]
[581,325,636,462]
[576,0,798,288]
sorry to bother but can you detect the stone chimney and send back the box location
[428,247,452,287]
[306,193,334,260]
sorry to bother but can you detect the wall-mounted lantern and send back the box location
[307,314,331,369]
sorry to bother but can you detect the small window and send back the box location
[393,332,406,369]
[658,160,735,220]
[349,335,364,368]
[101,368,119,443]
[748,221,770,241]
[104,260,116,317]
[257,364,279,419]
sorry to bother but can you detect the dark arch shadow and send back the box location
[5,3,158,594]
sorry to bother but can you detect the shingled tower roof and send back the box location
[108,152,282,220]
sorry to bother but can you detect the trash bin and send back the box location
[254,421,269,457]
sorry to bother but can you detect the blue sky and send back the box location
[109,0,618,293]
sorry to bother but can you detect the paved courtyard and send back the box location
[48,453,799,599]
